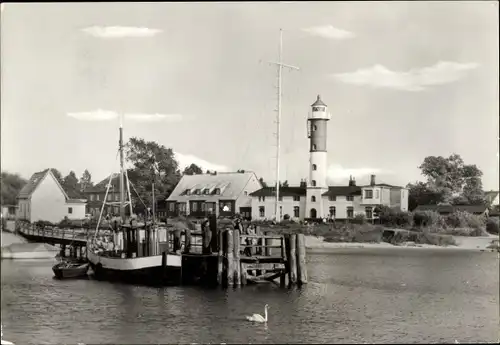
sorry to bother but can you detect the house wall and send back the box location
[16,199,30,221]
[361,186,381,205]
[65,202,86,220]
[235,174,264,210]
[306,187,328,218]
[251,196,306,221]
[400,189,409,211]
[30,173,68,223]
[323,195,367,219]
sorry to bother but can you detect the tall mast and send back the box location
[270,29,299,222]
[119,114,125,222]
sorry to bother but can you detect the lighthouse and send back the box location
[306,95,331,219]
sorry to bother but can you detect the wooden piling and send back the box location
[217,229,224,286]
[184,229,192,254]
[234,229,241,286]
[265,231,273,257]
[173,229,182,253]
[289,233,298,285]
[296,233,308,285]
[280,236,286,287]
[226,229,234,287]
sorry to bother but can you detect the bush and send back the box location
[486,218,499,235]
[351,214,367,225]
[378,206,413,227]
[412,210,446,228]
[445,211,486,229]
[283,214,290,220]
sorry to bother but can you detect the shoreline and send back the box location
[305,235,500,252]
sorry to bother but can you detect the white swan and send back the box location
[246,304,269,323]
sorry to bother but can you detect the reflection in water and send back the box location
[1,246,498,344]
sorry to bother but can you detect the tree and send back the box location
[62,171,83,198]
[126,137,182,207]
[1,171,27,205]
[48,168,64,184]
[413,153,486,207]
[406,181,445,211]
[79,169,93,192]
[258,177,268,188]
[183,163,203,176]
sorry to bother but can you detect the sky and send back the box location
[1,2,498,190]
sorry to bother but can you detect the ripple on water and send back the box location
[1,248,498,344]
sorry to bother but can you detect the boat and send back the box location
[86,118,183,285]
[52,260,90,279]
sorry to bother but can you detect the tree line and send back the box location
[0,140,492,212]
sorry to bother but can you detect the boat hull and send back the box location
[52,263,89,279]
[87,249,182,286]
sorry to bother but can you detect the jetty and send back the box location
[14,219,308,287]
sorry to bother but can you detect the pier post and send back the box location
[296,233,308,285]
[183,229,192,254]
[265,231,273,257]
[280,236,286,287]
[217,229,224,286]
[289,233,298,285]
[226,229,234,287]
[173,229,182,254]
[234,229,241,286]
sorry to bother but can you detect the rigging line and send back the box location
[128,180,149,210]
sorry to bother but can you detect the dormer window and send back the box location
[184,189,191,195]
[203,188,209,195]
[194,189,201,195]
[213,188,221,195]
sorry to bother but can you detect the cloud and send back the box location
[81,26,162,38]
[327,164,388,182]
[332,61,479,91]
[175,153,229,173]
[66,110,183,123]
[67,109,118,121]
[302,25,355,40]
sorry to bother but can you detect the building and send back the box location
[2,205,17,220]
[16,169,87,223]
[250,95,408,221]
[84,173,128,217]
[414,204,489,216]
[484,190,499,207]
[166,171,262,219]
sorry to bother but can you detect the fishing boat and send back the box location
[52,260,89,279]
[86,119,182,285]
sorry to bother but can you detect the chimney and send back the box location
[348,176,356,187]
[300,179,307,188]
[370,174,376,186]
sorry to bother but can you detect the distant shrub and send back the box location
[416,231,456,246]
[486,218,499,235]
[445,211,486,229]
[351,214,367,225]
[378,206,413,227]
[283,214,290,220]
[412,210,446,228]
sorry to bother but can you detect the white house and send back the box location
[16,169,87,223]
[250,95,409,221]
[166,171,263,219]
[485,191,499,207]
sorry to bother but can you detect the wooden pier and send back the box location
[14,220,308,288]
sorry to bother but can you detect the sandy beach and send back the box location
[305,234,500,252]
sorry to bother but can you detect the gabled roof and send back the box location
[168,172,260,202]
[311,95,327,107]
[360,183,404,189]
[250,186,306,197]
[414,204,488,214]
[17,169,69,200]
[322,186,362,197]
[84,173,120,193]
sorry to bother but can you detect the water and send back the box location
[1,244,498,344]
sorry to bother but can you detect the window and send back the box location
[90,194,95,201]
[169,203,175,212]
[96,194,100,201]
[259,196,266,202]
[115,194,120,201]
[346,195,354,201]
[293,206,300,218]
[365,189,373,199]
[220,201,232,212]
[293,196,300,202]
[184,189,191,195]
[375,189,379,198]
[194,189,201,195]
[347,207,354,219]
[201,203,206,212]
[313,125,317,131]
[329,206,336,217]
[311,196,316,202]
[259,206,265,217]
[279,196,283,201]
[203,189,209,195]
[365,207,373,219]
[329,195,336,201]
[107,194,113,201]
[311,180,317,187]
[312,144,317,151]
[68,207,73,214]
[312,164,317,171]
[213,188,221,195]
[312,106,324,112]
[192,202,198,212]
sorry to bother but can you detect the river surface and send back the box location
[1,240,498,344]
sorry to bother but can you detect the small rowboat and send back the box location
[52,261,89,279]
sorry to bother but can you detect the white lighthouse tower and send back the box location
[306,95,331,219]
